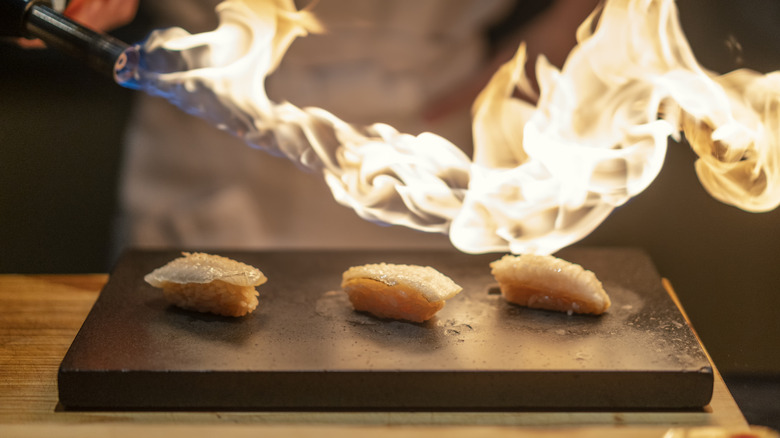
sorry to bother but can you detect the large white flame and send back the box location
[121,0,780,254]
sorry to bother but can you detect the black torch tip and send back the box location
[5,0,131,80]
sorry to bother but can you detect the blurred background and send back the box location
[0,0,778,428]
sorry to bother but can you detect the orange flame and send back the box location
[128,0,780,254]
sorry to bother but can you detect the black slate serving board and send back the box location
[58,247,713,410]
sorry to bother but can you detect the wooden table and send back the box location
[0,274,772,437]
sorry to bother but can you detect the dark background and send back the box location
[0,0,778,428]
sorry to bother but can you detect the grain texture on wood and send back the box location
[0,273,752,437]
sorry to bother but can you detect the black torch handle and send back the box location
[18,1,129,78]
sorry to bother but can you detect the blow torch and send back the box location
[0,0,130,78]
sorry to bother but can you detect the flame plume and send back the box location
[118,0,780,255]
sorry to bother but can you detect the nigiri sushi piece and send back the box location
[144,252,267,317]
[490,254,610,315]
[341,263,462,323]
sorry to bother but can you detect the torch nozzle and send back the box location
[5,0,130,79]
[113,44,141,88]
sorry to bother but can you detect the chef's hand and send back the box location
[16,0,139,48]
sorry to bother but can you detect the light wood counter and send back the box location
[0,274,771,437]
